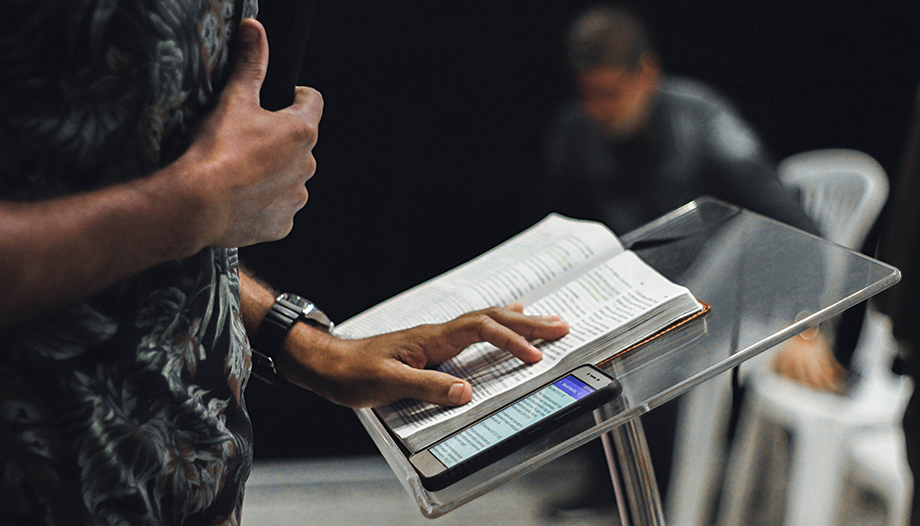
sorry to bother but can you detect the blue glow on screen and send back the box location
[552,376,593,400]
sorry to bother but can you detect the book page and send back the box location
[335,214,623,339]
[376,251,700,445]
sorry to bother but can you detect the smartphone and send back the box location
[408,365,622,491]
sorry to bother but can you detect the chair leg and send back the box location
[667,374,733,526]
[847,428,914,526]
[717,393,770,526]
[783,418,848,526]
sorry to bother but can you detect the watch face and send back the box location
[277,293,333,333]
[278,293,311,310]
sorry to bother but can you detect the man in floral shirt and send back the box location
[0,2,570,524]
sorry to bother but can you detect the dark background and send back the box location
[241,1,920,459]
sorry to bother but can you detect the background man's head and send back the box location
[566,5,661,139]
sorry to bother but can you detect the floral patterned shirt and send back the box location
[1,0,259,524]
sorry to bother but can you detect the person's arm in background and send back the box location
[771,327,845,392]
[704,102,820,237]
[0,19,322,328]
[705,98,844,392]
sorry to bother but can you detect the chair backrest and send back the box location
[778,149,889,250]
[780,150,900,379]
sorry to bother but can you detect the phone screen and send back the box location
[427,375,597,468]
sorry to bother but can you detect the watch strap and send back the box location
[251,293,333,389]
[250,348,288,388]
[257,298,303,353]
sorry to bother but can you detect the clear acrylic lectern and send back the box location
[354,198,901,521]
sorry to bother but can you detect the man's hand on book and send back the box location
[275,303,570,408]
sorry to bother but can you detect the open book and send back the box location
[335,214,706,452]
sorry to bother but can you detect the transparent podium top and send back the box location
[354,197,901,518]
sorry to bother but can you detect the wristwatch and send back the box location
[251,293,334,388]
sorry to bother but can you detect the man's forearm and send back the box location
[239,268,278,335]
[0,19,324,329]
[0,167,207,327]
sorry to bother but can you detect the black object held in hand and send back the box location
[258,0,318,111]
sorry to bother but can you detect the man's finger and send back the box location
[445,311,569,365]
[474,317,545,364]
[288,86,325,121]
[440,314,543,363]
[281,87,325,152]
[489,308,570,342]
[391,366,473,407]
[467,307,570,349]
[224,18,269,105]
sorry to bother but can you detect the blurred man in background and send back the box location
[540,5,817,237]
[537,4,834,514]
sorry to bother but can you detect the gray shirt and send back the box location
[542,76,818,236]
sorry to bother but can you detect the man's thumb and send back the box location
[227,18,269,102]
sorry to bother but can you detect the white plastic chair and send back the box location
[716,150,914,526]
[777,149,889,250]
[665,149,892,526]
[718,309,913,526]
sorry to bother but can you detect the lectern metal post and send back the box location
[599,402,666,526]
